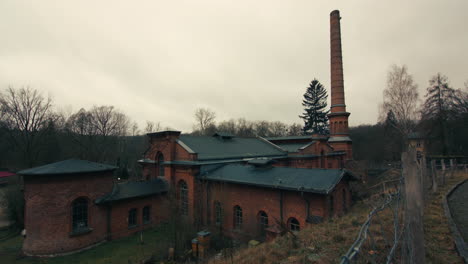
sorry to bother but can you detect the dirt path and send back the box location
[448,180,468,242]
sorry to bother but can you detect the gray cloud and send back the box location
[1,0,467,132]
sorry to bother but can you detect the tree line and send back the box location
[1,66,467,171]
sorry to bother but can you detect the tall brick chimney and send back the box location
[328,10,352,160]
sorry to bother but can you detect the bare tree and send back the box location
[287,123,303,136]
[0,86,54,167]
[90,106,129,137]
[131,122,140,136]
[193,108,216,134]
[270,121,288,137]
[253,120,271,137]
[379,65,419,135]
[144,121,162,134]
[217,119,237,135]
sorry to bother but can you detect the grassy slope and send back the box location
[208,172,467,264]
[0,223,173,264]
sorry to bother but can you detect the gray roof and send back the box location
[178,135,286,161]
[18,159,117,176]
[266,135,312,141]
[328,136,352,142]
[275,141,316,152]
[199,164,356,194]
[96,177,168,204]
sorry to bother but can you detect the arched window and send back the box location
[288,217,300,232]
[258,211,268,234]
[179,180,188,215]
[234,205,242,229]
[143,206,151,224]
[128,208,137,227]
[157,153,164,176]
[72,198,88,232]
[214,201,223,226]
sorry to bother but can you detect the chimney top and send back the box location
[330,10,340,17]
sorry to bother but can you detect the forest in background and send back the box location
[1,66,468,177]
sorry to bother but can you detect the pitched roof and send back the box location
[199,164,356,194]
[274,142,316,152]
[178,135,286,160]
[18,159,117,176]
[96,177,168,204]
[265,135,312,141]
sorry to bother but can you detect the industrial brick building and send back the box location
[20,9,356,256]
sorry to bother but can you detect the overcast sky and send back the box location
[1,0,467,132]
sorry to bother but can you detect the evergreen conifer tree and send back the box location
[299,79,329,135]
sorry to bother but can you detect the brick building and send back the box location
[20,9,356,256]
[20,159,169,256]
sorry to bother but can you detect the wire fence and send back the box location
[340,152,467,264]
[340,174,405,264]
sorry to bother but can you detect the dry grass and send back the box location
[208,171,468,264]
[424,171,467,264]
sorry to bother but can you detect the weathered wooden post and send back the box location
[440,159,446,185]
[431,159,438,193]
[419,154,428,203]
[449,159,455,178]
[402,148,426,264]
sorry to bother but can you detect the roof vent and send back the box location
[213,132,235,140]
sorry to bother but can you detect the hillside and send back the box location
[208,171,467,264]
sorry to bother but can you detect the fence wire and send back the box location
[340,175,406,264]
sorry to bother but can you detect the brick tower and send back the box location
[328,10,352,160]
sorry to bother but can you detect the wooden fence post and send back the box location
[402,148,426,264]
[419,155,428,204]
[431,159,438,193]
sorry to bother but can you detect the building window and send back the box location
[288,217,300,232]
[72,197,88,233]
[157,153,164,176]
[258,211,268,234]
[214,201,223,226]
[128,208,137,227]
[234,205,242,229]
[143,206,150,224]
[179,180,188,215]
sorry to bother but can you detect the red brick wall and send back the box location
[109,195,169,240]
[23,172,113,255]
[326,181,352,218]
[200,182,329,241]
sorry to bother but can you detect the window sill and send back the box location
[69,227,93,237]
[128,224,139,230]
